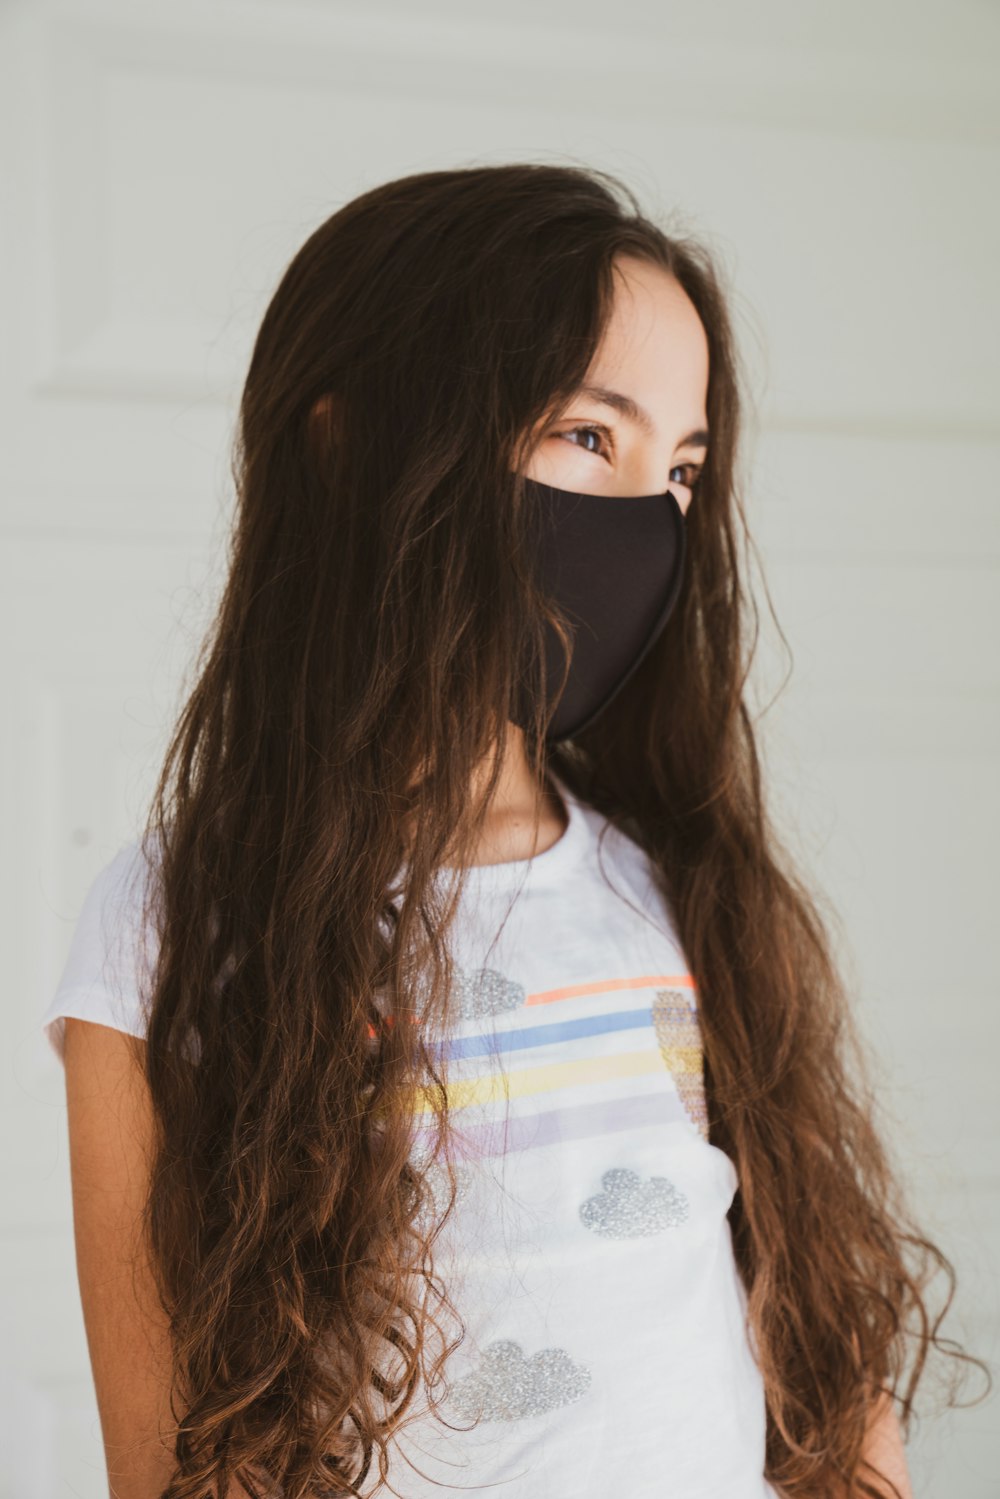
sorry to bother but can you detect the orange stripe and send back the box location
[525,973,695,1006]
[367,972,696,1038]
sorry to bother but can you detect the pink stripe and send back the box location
[411,1087,689,1163]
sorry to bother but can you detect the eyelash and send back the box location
[556,423,704,491]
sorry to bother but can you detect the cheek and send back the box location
[521,443,598,489]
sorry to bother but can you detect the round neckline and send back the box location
[437,769,593,891]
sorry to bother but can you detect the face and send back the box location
[523,254,710,516]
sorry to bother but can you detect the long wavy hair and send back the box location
[126,162,989,1499]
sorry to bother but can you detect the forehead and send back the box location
[588,256,709,403]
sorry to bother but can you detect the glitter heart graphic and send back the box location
[651,988,709,1140]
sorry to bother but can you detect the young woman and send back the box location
[42,163,986,1499]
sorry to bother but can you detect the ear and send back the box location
[308,391,343,460]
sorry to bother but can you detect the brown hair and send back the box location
[127,162,989,1498]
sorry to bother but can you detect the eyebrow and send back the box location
[579,383,709,449]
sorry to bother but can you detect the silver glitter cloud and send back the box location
[579,1165,690,1238]
[448,1338,592,1422]
[411,1157,475,1234]
[451,965,525,1020]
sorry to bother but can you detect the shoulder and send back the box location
[41,835,162,1064]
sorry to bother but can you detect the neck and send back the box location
[464,728,567,868]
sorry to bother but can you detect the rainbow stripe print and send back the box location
[408,970,709,1163]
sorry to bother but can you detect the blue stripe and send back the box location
[432,1005,655,1062]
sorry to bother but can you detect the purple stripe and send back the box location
[412,1086,689,1162]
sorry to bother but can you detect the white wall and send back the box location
[2,1,997,1493]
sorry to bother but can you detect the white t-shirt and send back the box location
[41,772,778,1499]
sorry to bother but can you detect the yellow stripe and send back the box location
[657,1046,702,1077]
[411,1044,702,1115]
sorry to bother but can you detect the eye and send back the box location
[553,426,704,494]
[669,463,703,493]
[556,423,613,458]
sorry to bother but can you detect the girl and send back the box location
[43,162,986,1499]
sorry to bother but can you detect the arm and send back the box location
[64,1017,257,1499]
[858,1390,913,1499]
[847,1323,912,1499]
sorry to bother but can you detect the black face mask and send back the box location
[513,476,687,743]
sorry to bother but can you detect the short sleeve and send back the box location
[41,838,161,1066]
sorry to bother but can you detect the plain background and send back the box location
[2,0,998,1494]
